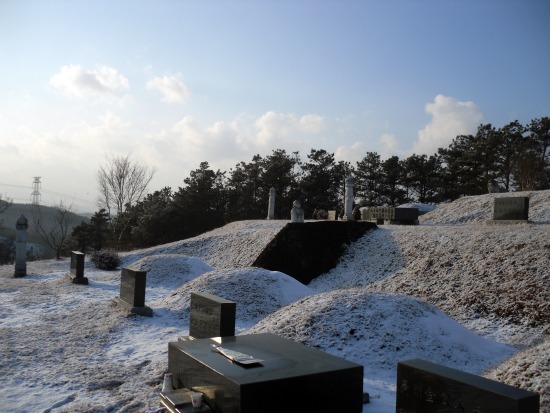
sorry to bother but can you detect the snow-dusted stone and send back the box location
[397,358,540,412]
[14,214,28,277]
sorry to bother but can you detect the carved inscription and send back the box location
[493,197,529,220]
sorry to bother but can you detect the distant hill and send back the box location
[0,203,90,258]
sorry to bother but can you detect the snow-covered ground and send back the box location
[1,190,548,413]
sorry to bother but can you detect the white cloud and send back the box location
[146,75,190,104]
[255,111,326,146]
[50,65,129,102]
[298,114,325,134]
[335,142,368,165]
[380,133,399,152]
[412,95,484,155]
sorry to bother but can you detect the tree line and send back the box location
[68,117,549,252]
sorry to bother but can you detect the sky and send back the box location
[1,0,549,213]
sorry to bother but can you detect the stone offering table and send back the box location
[168,333,363,413]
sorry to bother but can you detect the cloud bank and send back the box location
[412,94,484,155]
[50,65,129,102]
[146,75,190,104]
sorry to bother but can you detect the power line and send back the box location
[0,182,96,206]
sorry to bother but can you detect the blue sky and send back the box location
[1,0,549,213]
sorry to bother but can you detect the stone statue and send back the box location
[290,200,304,223]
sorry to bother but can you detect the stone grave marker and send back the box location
[188,292,236,339]
[396,359,539,412]
[168,333,364,413]
[364,207,419,225]
[112,268,153,317]
[493,197,529,222]
[67,251,88,285]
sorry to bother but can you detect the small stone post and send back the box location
[267,187,276,220]
[14,214,28,277]
[343,176,354,221]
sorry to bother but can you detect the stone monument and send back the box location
[188,292,236,339]
[14,214,28,277]
[491,197,529,223]
[112,267,153,316]
[267,187,276,220]
[396,359,539,412]
[290,200,304,223]
[343,176,354,221]
[67,251,88,285]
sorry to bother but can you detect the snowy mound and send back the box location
[309,227,406,292]
[159,267,312,328]
[122,220,287,269]
[124,254,212,290]
[485,337,550,404]
[420,189,550,224]
[247,290,514,381]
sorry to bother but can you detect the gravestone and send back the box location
[364,207,419,225]
[290,199,304,223]
[168,333,364,413]
[327,210,337,220]
[188,292,236,339]
[396,359,539,412]
[14,214,28,277]
[266,187,276,220]
[67,251,88,285]
[112,268,153,316]
[493,197,529,222]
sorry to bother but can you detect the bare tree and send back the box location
[32,201,75,259]
[0,193,12,215]
[0,194,13,232]
[97,154,156,216]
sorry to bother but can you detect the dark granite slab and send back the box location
[396,359,539,412]
[168,333,363,413]
[70,251,85,277]
[493,197,529,221]
[120,268,146,307]
[189,292,236,339]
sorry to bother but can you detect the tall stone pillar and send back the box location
[14,214,28,277]
[267,187,276,220]
[343,176,354,221]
